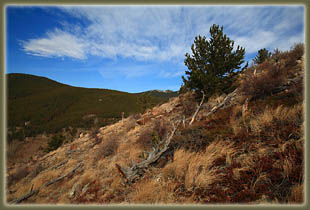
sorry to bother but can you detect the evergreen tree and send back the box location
[253,48,271,64]
[182,24,248,99]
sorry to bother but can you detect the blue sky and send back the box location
[6,5,305,93]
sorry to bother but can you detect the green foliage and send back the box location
[46,134,65,152]
[182,24,248,99]
[253,48,271,64]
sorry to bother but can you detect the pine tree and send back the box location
[182,24,248,99]
[253,48,271,64]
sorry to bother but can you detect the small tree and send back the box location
[253,48,271,64]
[182,24,248,99]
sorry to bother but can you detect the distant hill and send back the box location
[7,73,178,141]
[142,89,178,101]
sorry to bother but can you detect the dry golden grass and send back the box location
[207,93,226,107]
[229,104,244,135]
[162,140,236,193]
[129,178,174,204]
[239,104,304,137]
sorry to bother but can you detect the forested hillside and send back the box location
[7,73,176,142]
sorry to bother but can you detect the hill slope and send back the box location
[5,44,305,205]
[7,73,177,141]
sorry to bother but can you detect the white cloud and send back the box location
[232,31,277,54]
[21,29,87,59]
[158,70,184,78]
[20,5,304,62]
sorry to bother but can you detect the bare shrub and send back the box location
[153,119,169,139]
[240,62,286,99]
[280,43,304,67]
[179,92,197,117]
[170,126,212,152]
[125,114,139,131]
[95,136,119,160]
[136,119,170,150]
[136,127,153,150]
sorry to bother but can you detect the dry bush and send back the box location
[136,119,170,150]
[153,119,169,139]
[288,79,304,103]
[279,43,304,68]
[136,127,153,150]
[95,136,119,160]
[179,92,197,117]
[125,114,139,131]
[170,125,212,152]
[240,62,286,99]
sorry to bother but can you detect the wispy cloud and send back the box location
[20,5,304,62]
[158,70,184,78]
[21,29,87,59]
